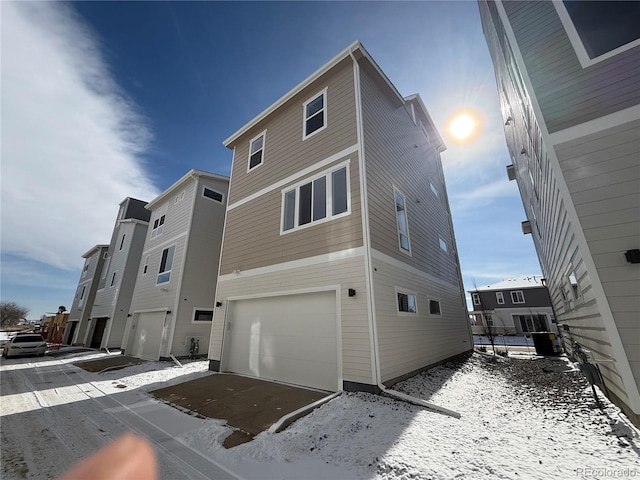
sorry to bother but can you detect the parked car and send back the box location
[2,334,47,358]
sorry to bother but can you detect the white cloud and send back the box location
[1,2,159,270]
[449,179,519,212]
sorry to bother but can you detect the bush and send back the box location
[478,346,487,352]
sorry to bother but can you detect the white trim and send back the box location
[142,255,150,275]
[350,51,379,386]
[227,144,358,211]
[218,247,365,282]
[302,88,328,140]
[247,130,267,173]
[371,248,460,291]
[428,297,442,317]
[552,1,640,69]
[192,307,214,323]
[430,182,439,197]
[393,186,412,256]
[549,105,640,145]
[132,307,171,315]
[145,169,229,210]
[279,160,351,235]
[394,287,418,315]
[156,244,176,285]
[439,237,447,252]
[496,0,640,412]
[472,292,481,306]
[510,290,525,304]
[496,291,505,305]
[142,232,187,256]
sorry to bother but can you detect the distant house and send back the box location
[65,245,109,345]
[478,0,640,426]
[208,41,471,393]
[121,170,229,360]
[469,276,556,335]
[85,198,151,350]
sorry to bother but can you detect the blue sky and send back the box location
[1,1,541,319]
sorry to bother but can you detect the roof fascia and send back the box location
[146,169,230,210]
[82,245,109,258]
[404,93,447,152]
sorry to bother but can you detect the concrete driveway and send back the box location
[150,374,332,447]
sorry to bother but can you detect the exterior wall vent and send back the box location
[506,164,516,181]
[522,220,532,234]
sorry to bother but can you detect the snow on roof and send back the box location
[474,275,545,291]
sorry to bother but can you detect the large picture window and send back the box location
[303,89,327,139]
[157,245,175,285]
[394,189,411,254]
[281,163,349,233]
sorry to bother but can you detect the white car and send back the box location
[2,334,47,358]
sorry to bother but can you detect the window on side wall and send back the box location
[472,292,481,306]
[142,255,150,275]
[510,290,525,304]
[248,131,266,171]
[303,89,327,139]
[193,309,213,322]
[157,245,175,284]
[429,299,441,316]
[203,187,224,204]
[394,188,411,254]
[397,291,417,314]
[110,272,117,287]
[151,206,167,239]
[281,163,349,233]
[119,234,126,251]
[496,292,505,304]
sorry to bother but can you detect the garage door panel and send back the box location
[133,312,164,361]
[226,291,338,391]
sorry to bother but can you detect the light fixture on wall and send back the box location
[127,314,132,317]
[625,249,640,264]
[216,301,223,307]
[348,288,356,297]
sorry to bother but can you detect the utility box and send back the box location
[531,332,561,356]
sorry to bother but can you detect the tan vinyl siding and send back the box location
[372,254,471,383]
[502,1,640,133]
[359,64,459,287]
[219,156,362,275]
[226,58,357,204]
[170,177,228,357]
[209,255,373,385]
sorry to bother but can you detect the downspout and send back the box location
[349,47,460,420]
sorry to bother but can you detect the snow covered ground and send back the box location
[1,351,638,479]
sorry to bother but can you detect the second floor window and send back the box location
[496,292,505,304]
[472,292,481,306]
[151,206,167,239]
[157,245,175,285]
[511,290,525,304]
[395,189,411,253]
[303,89,327,139]
[282,164,349,233]
[397,291,417,314]
[248,131,266,171]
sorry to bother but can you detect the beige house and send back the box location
[208,41,472,393]
[121,170,229,360]
[479,0,640,425]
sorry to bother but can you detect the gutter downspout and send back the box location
[349,47,460,420]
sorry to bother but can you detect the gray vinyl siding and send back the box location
[372,255,472,383]
[500,0,640,133]
[209,255,373,386]
[170,177,228,357]
[474,287,552,310]
[226,58,357,204]
[219,156,362,275]
[359,64,459,287]
[123,198,151,222]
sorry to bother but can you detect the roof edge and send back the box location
[146,169,230,210]
[403,93,447,152]
[82,244,109,258]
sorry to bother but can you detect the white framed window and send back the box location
[567,268,582,302]
[430,182,439,197]
[496,292,505,304]
[428,299,441,316]
[101,257,111,280]
[203,187,224,204]
[110,272,117,287]
[419,120,430,142]
[439,237,447,252]
[78,285,86,308]
[119,234,126,251]
[472,292,481,306]
[302,88,327,140]
[81,261,90,278]
[193,308,213,323]
[142,255,150,275]
[157,245,175,285]
[150,205,167,239]
[394,188,411,254]
[281,162,350,234]
[396,288,417,315]
[510,290,525,304]
[553,1,640,68]
[247,130,266,171]
[485,314,494,327]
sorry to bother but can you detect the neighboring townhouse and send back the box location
[208,41,472,394]
[121,170,229,360]
[469,275,556,336]
[85,198,150,349]
[65,245,109,345]
[478,0,640,425]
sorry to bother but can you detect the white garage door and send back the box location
[225,291,338,391]
[132,311,165,360]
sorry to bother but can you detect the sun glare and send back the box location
[448,114,476,141]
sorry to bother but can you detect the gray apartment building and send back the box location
[478,0,639,425]
[208,41,472,394]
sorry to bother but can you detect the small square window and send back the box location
[193,309,213,322]
[397,291,417,314]
[248,131,266,171]
[203,187,224,203]
[510,290,525,304]
[429,300,441,316]
[303,89,327,139]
